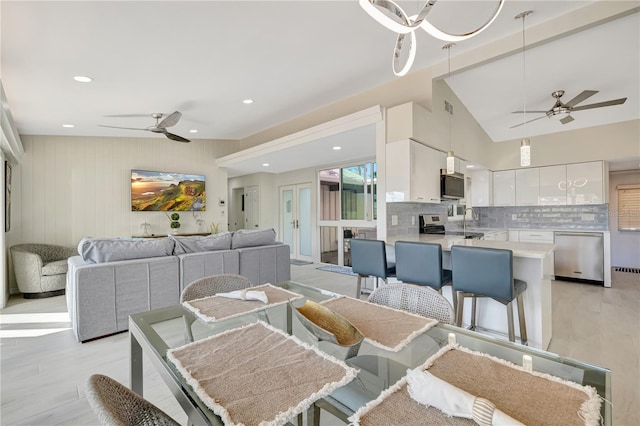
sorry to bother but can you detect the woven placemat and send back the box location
[350,344,601,426]
[183,283,303,322]
[320,296,438,352]
[168,321,358,426]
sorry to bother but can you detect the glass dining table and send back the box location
[129,280,611,426]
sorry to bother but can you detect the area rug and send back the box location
[183,284,303,322]
[290,259,314,266]
[316,264,358,276]
[350,343,601,426]
[320,296,438,352]
[168,321,358,426]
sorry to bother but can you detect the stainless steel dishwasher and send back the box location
[554,232,604,284]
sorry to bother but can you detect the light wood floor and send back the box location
[1,266,638,425]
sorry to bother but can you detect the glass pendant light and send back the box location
[516,11,533,167]
[444,43,456,174]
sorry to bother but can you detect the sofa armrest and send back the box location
[236,244,291,285]
[66,255,179,342]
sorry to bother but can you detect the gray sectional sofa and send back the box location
[66,229,290,342]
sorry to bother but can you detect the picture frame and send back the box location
[5,161,11,232]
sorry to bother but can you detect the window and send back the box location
[618,184,640,231]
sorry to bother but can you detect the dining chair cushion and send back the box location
[394,241,450,289]
[350,239,393,279]
[451,246,517,303]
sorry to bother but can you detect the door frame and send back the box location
[280,183,313,262]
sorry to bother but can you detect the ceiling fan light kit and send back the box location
[98,111,191,143]
[359,0,504,76]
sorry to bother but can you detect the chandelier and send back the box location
[359,0,505,76]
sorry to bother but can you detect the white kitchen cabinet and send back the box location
[508,230,520,241]
[493,170,516,206]
[539,165,567,205]
[566,161,606,205]
[482,230,508,241]
[515,168,540,206]
[470,169,493,207]
[386,139,444,203]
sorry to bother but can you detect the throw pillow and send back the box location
[231,228,277,249]
[170,232,232,255]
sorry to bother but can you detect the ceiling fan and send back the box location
[99,111,191,142]
[510,90,627,128]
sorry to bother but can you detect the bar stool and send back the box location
[394,241,457,314]
[451,245,528,345]
[350,239,396,298]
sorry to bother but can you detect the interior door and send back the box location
[280,184,312,261]
[244,185,259,229]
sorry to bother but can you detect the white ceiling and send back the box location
[2,1,638,175]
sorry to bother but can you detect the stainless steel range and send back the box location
[418,214,484,239]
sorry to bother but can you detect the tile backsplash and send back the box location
[386,202,609,234]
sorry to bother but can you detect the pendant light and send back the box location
[516,11,533,167]
[443,42,456,174]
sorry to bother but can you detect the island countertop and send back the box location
[386,234,555,259]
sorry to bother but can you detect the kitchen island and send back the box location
[387,234,555,350]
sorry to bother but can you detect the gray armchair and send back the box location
[10,243,77,298]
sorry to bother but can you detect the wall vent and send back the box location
[614,266,640,274]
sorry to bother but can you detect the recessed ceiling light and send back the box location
[73,75,92,83]
[262,163,270,167]
[243,99,254,104]
[466,164,475,168]
[333,146,341,150]
[189,129,198,133]
[62,124,75,128]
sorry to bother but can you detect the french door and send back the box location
[280,183,312,262]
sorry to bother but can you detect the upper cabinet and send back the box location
[539,165,567,205]
[515,168,540,206]
[566,161,606,205]
[386,139,444,203]
[493,170,515,206]
[470,169,493,207]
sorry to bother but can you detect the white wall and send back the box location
[1,149,7,306]
[6,135,231,294]
[490,119,640,171]
[227,172,277,232]
[609,170,640,268]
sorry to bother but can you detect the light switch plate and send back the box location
[391,215,398,226]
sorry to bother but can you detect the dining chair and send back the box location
[451,245,528,344]
[394,241,457,314]
[86,374,180,426]
[181,273,253,342]
[349,238,396,298]
[367,282,455,324]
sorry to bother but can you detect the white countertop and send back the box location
[387,234,555,259]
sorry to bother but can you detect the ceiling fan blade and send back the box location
[560,115,575,125]
[572,98,627,111]
[158,111,182,128]
[512,110,548,114]
[165,132,191,143]
[509,115,547,129]
[564,90,598,107]
[98,124,149,131]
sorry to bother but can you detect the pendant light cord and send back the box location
[448,45,452,153]
[522,13,526,133]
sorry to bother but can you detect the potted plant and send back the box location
[169,212,181,234]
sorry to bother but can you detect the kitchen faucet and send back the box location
[462,208,477,236]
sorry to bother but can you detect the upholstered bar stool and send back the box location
[394,241,457,314]
[451,245,528,345]
[350,239,395,298]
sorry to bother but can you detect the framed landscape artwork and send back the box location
[5,161,11,232]
[131,169,206,212]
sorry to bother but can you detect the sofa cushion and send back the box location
[78,237,175,263]
[41,259,69,276]
[231,228,277,249]
[169,232,232,255]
